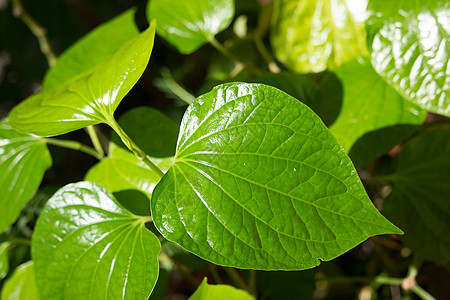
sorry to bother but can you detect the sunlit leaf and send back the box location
[1,261,39,300]
[147,0,235,54]
[43,9,139,91]
[329,58,426,165]
[383,126,450,261]
[32,182,161,299]
[85,143,172,198]
[188,278,254,300]
[367,0,450,117]
[0,242,9,279]
[8,22,156,137]
[0,120,52,233]
[271,0,368,73]
[152,83,401,270]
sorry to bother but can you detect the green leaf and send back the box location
[271,0,368,73]
[85,143,172,198]
[147,0,235,54]
[0,242,9,279]
[32,181,161,299]
[43,9,139,91]
[1,261,39,300]
[152,83,401,270]
[0,120,52,233]
[112,107,179,157]
[188,278,254,300]
[367,0,450,117]
[329,58,426,160]
[383,127,450,261]
[8,22,156,137]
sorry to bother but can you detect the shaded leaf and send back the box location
[32,182,161,299]
[367,0,450,117]
[271,0,368,73]
[8,22,156,137]
[188,278,254,300]
[43,9,139,91]
[85,143,172,198]
[152,83,401,270]
[329,58,426,158]
[0,120,52,233]
[383,127,450,261]
[256,269,316,300]
[147,0,235,54]
[112,107,179,157]
[0,242,9,279]
[1,261,39,300]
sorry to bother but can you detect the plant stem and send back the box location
[12,0,57,67]
[411,285,436,300]
[86,125,104,158]
[254,37,280,73]
[208,36,262,75]
[44,138,102,159]
[224,267,252,294]
[107,118,165,178]
[8,236,31,246]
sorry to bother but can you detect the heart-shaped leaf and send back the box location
[8,22,156,137]
[152,83,401,270]
[0,120,52,233]
[1,261,39,300]
[271,0,368,73]
[329,58,426,165]
[383,126,450,261]
[367,0,450,117]
[147,0,235,54]
[43,9,139,91]
[85,143,172,198]
[188,278,254,300]
[32,182,161,299]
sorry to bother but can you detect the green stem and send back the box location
[208,36,262,75]
[12,0,57,67]
[225,268,252,294]
[107,117,164,178]
[8,237,31,246]
[411,285,436,300]
[44,138,101,159]
[254,37,281,73]
[86,125,104,158]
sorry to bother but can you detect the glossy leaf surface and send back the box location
[383,127,450,261]
[112,107,179,157]
[271,0,368,73]
[85,143,172,198]
[147,0,234,54]
[0,121,52,233]
[32,182,160,299]
[152,83,401,270]
[188,278,254,300]
[367,0,450,117]
[0,242,9,279]
[1,261,39,300]
[8,22,156,137]
[329,58,426,153]
[43,9,139,91]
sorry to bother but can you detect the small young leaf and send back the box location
[32,182,161,299]
[1,261,39,300]
[0,120,52,233]
[112,107,179,157]
[152,83,401,270]
[85,143,172,198]
[329,58,426,159]
[271,0,368,73]
[8,22,156,137]
[0,242,10,279]
[188,278,254,300]
[43,9,139,91]
[383,127,450,261]
[367,0,450,117]
[147,0,235,54]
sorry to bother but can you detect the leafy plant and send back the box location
[0,0,448,299]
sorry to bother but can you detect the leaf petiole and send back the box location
[86,125,105,158]
[44,138,102,159]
